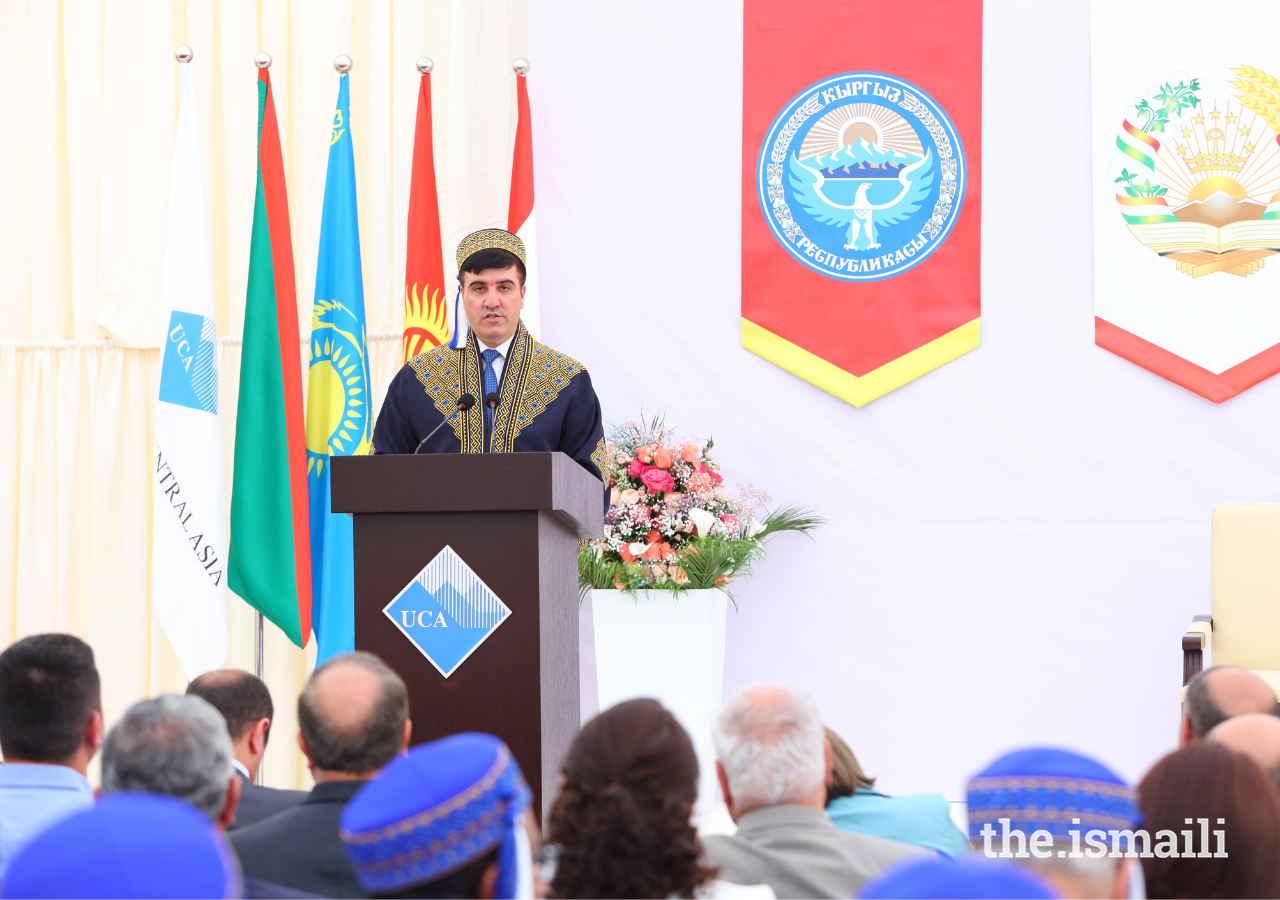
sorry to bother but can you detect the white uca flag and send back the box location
[153,58,229,679]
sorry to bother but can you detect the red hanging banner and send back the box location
[742,0,983,406]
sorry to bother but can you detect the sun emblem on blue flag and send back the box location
[758,71,965,282]
[306,298,370,476]
[383,546,511,678]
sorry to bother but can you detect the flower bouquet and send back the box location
[579,415,823,598]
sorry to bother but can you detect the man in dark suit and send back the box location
[231,652,412,899]
[100,693,316,898]
[188,668,308,829]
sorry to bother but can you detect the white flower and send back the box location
[747,517,765,539]
[688,508,716,538]
[628,542,651,557]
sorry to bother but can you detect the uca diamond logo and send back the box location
[383,546,511,678]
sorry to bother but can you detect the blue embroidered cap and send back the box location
[965,747,1139,841]
[859,855,1061,899]
[1,793,241,899]
[340,733,532,898]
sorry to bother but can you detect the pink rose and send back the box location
[653,446,674,469]
[720,514,741,537]
[628,504,652,525]
[636,444,654,464]
[616,453,632,465]
[627,459,650,479]
[619,488,641,505]
[641,468,676,493]
[708,470,724,486]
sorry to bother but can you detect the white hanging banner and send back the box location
[153,58,229,680]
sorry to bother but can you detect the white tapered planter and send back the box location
[589,588,727,814]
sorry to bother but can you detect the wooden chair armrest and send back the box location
[1183,615,1213,686]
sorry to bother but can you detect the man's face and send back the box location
[462,266,525,348]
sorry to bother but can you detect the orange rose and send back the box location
[619,544,638,562]
[715,575,732,587]
[636,444,654,464]
[660,542,674,558]
[653,446,674,469]
[686,472,712,494]
[680,443,699,463]
[670,567,690,585]
[642,543,664,561]
[646,529,662,544]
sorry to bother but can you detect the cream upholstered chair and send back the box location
[1184,504,1280,701]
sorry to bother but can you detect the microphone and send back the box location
[414,393,476,454]
[483,392,500,452]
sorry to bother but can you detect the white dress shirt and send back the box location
[478,334,515,384]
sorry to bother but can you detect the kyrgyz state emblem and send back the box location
[1110,66,1280,278]
[757,71,966,282]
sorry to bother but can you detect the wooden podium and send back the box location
[330,452,603,820]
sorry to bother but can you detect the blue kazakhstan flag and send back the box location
[305,71,370,663]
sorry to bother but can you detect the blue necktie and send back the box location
[481,349,500,426]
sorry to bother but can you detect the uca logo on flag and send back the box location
[159,310,218,413]
[383,546,510,678]
[758,71,965,282]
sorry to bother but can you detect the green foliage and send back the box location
[578,506,826,604]
[1135,78,1201,133]
[1114,167,1168,198]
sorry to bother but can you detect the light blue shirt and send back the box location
[826,790,970,859]
[0,763,95,873]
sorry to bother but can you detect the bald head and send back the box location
[297,652,409,776]
[1208,714,1280,791]
[187,668,272,743]
[1184,666,1278,741]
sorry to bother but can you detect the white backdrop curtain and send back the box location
[0,0,527,789]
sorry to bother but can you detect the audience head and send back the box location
[341,733,531,899]
[1207,712,1280,791]
[1139,741,1280,898]
[187,668,275,780]
[0,633,102,773]
[101,693,240,828]
[548,698,716,899]
[859,855,1060,899]
[713,684,829,819]
[967,748,1138,900]
[297,651,411,779]
[1181,665,1278,745]
[1,793,242,899]
[824,725,876,805]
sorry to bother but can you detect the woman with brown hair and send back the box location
[547,698,774,899]
[1139,741,1280,899]
[823,727,968,858]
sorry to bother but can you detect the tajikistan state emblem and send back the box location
[1110,66,1280,278]
[757,71,966,281]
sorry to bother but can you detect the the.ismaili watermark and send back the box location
[978,818,1228,859]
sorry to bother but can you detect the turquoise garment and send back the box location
[0,763,95,874]
[825,790,970,859]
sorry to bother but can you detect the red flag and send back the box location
[508,65,539,333]
[403,68,448,363]
[742,0,982,406]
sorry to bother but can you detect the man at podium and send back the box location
[372,229,608,507]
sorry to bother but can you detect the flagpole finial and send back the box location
[513,58,530,76]
[255,52,272,69]
[416,57,434,75]
[175,46,194,63]
[334,55,353,74]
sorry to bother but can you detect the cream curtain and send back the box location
[0,0,527,790]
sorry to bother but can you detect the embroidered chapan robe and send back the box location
[373,321,609,508]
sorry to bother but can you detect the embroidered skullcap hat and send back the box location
[1,793,242,899]
[859,855,1061,899]
[456,228,526,269]
[965,747,1139,842]
[340,732,533,898]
